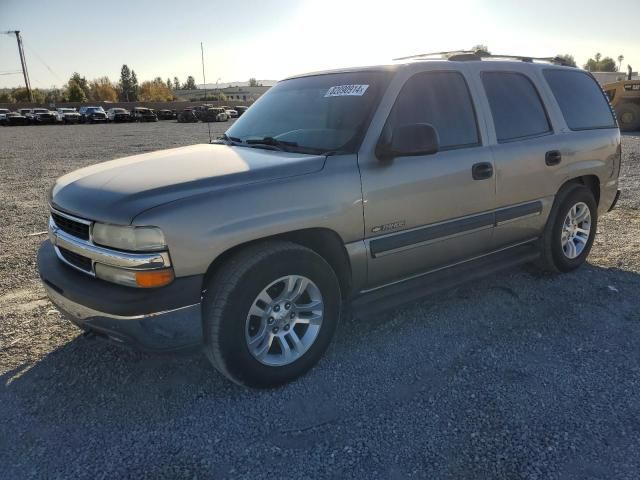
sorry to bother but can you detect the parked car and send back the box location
[156,109,175,120]
[199,107,227,122]
[0,108,9,123]
[38,55,621,388]
[0,111,27,126]
[131,107,158,122]
[106,108,131,122]
[27,108,57,125]
[79,106,108,123]
[177,108,198,123]
[225,109,238,118]
[234,106,249,117]
[56,108,81,124]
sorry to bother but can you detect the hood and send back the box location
[51,144,326,224]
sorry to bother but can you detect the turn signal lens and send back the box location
[95,263,174,288]
[135,269,175,288]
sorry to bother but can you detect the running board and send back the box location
[350,241,540,317]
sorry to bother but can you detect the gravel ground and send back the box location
[1,123,639,479]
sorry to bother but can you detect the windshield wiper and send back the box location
[215,133,243,145]
[245,136,298,151]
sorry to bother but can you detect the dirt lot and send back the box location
[1,123,640,479]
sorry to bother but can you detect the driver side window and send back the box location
[386,71,480,150]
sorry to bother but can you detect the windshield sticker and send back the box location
[325,84,369,97]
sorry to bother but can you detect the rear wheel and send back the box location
[538,184,598,273]
[615,102,640,132]
[202,241,341,388]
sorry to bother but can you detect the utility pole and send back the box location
[4,30,33,101]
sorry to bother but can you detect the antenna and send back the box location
[201,42,212,143]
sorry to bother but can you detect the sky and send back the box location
[1,0,639,89]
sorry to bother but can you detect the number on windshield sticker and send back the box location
[325,85,369,97]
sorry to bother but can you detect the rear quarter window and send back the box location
[543,70,616,130]
[481,72,551,143]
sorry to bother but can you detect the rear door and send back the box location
[358,68,496,289]
[474,67,568,249]
[475,66,619,250]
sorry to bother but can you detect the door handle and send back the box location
[545,150,562,166]
[472,162,493,180]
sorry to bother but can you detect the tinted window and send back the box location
[387,71,479,149]
[228,71,392,154]
[543,70,616,130]
[482,72,551,142]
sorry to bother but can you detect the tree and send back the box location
[138,78,175,101]
[584,54,617,72]
[248,77,258,87]
[0,91,15,103]
[173,76,180,90]
[44,88,67,103]
[183,75,197,90]
[130,70,139,101]
[618,55,624,71]
[166,78,172,90]
[68,72,91,99]
[556,54,577,67]
[90,77,118,102]
[119,64,133,101]
[12,87,45,103]
[472,44,491,56]
[66,82,87,102]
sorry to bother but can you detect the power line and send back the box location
[22,41,64,83]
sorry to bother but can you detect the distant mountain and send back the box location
[199,80,277,89]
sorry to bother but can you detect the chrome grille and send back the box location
[58,247,92,272]
[51,212,90,240]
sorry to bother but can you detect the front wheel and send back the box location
[202,241,341,388]
[538,184,598,273]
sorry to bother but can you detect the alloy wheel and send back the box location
[245,275,324,367]
[561,201,592,259]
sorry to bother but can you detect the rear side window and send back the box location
[543,70,616,130]
[387,71,479,150]
[482,72,551,142]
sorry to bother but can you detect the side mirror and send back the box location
[376,123,440,160]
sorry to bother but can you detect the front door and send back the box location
[358,69,496,289]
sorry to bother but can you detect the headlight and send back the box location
[92,224,166,251]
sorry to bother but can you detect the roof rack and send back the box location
[393,50,573,67]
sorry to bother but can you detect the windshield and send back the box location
[88,107,104,113]
[226,71,392,154]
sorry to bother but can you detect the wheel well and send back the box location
[564,175,600,205]
[201,228,352,300]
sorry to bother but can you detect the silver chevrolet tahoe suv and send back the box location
[38,53,621,388]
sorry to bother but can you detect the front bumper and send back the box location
[608,189,621,212]
[38,240,204,351]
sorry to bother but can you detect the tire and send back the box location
[202,240,341,388]
[537,184,598,273]
[615,103,640,132]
